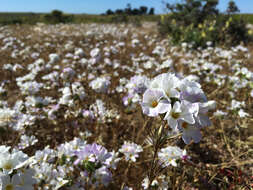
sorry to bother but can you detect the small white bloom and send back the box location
[119,141,143,162]
[89,76,110,93]
[158,146,185,167]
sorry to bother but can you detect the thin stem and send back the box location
[147,120,167,187]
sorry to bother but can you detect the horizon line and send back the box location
[0,11,253,15]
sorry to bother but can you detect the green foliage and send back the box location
[218,15,250,46]
[226,0,240,14]
[43,10,74,24]
[159,0,251,48]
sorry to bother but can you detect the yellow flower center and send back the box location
[3,162,13,170]
[171,112,180,119]
[151,100,158,108]
[167,157,172,162]
[0,115,12,123]
[182,122,188,129]
[5,184,14,190]
[165,91,170,97]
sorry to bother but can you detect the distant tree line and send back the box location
[44,10,74,24]
[104,4,155,15]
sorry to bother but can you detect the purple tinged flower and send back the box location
[141,89,170,117]
[119,141,143,162]
[61,67,75,80]
[74,143,111,165]
[122,93,134,106]
[195,101,216,127]
[91,144,112,163]
[48,104,60,120]
[195,114,211,128]
[178,121,202,144]
[92,166,112,187]
[82,110,95,121]
[179,79,207,103]
[181,151,189,161]
[74,145,95,165]
[180,88,207,103]
[129,75,149,94]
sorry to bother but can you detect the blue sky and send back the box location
[0,0,252,14]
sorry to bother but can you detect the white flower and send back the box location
[164,101,197,129]
[0,169,36,190]
[25,96,49,108]
[119,141,143,162]
[19,81,43,95]
[178,121,202,144]
[141,89,170,117]
[142,177,150,189]
[18,135,38,150]
[90,48,100,58]
[105,151,121,170]
[0,173,20,190]
[0,150,28,174]
[49,53,60,64]
[127,75,149,94]
[74,48,85,57]
[179,79,207,103]
[149,73,166,89]
[213,110,227,116]
[89,77,110,93]
[142,175,168,190]
[0,108,17,127]
[160,73,180,99]
[0,146,10,155]
[72,82,86,100]
[158,146,185,167]
[230,100,245,110]
[17,169,37,190]
[59,87,73,106]
[60,67,76,81]
[238,109,249,118]
[195,101,215,127]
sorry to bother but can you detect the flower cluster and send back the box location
[74,143,120,187]
[141,73,215,144]
[122,75,149,110]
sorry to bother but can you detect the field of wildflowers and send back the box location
[0,22,252,189]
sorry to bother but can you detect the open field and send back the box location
[0,12,160,24]
[0,12,252,25]
[0,23,252,189]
